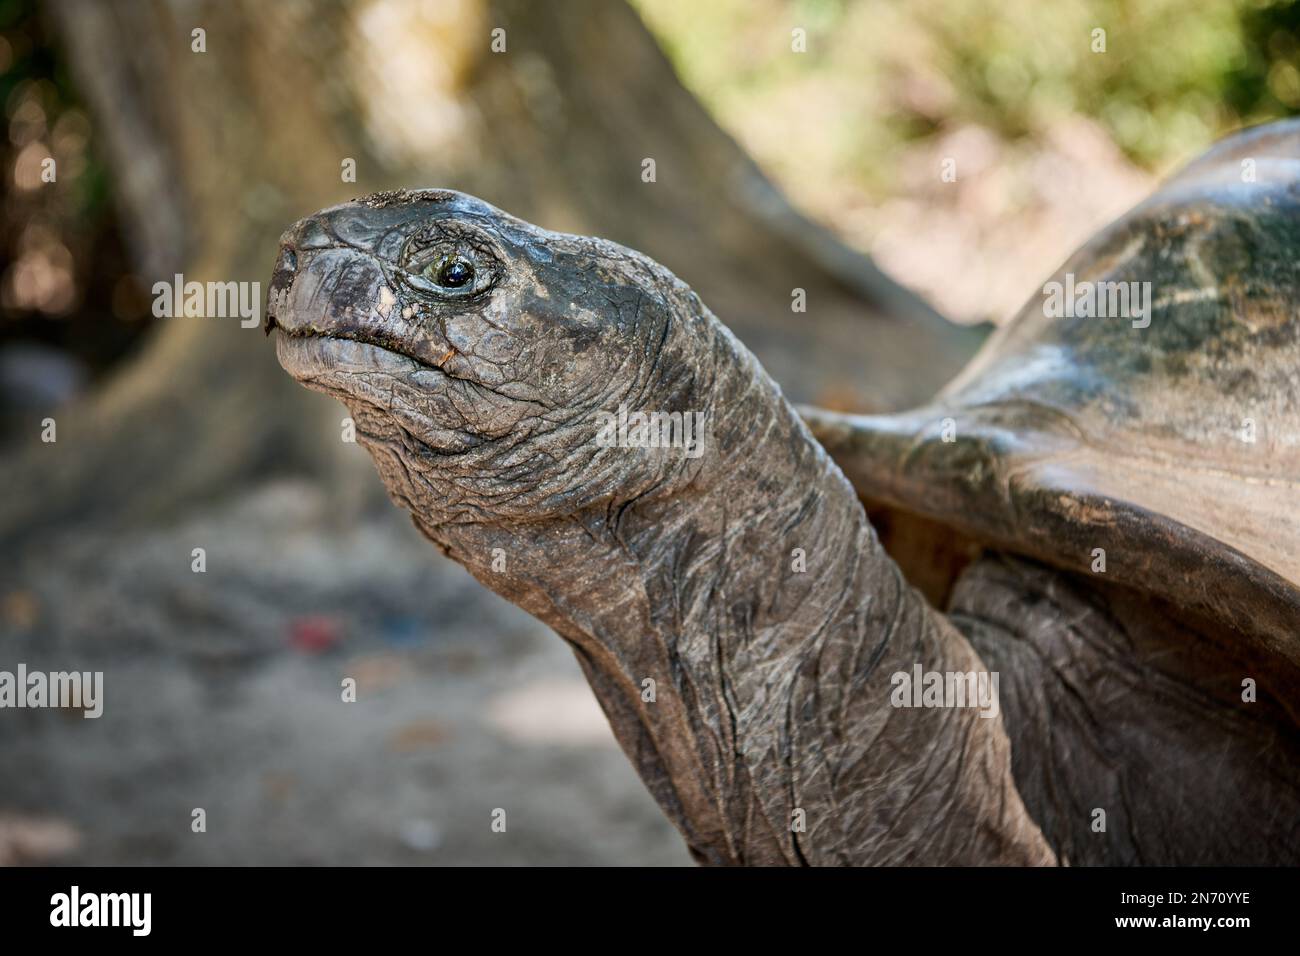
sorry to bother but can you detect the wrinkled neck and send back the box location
[418,325,1054,866]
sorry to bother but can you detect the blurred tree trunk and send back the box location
[6,0,979,547]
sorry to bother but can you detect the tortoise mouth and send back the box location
[274,330,496,453]
[272,329,459,410]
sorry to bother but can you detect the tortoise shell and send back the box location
[804,120,1300,667]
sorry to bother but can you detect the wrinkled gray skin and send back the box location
[266,183,1300,866]
[267,189,1054,865]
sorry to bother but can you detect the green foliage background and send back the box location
[637,0,1300,190]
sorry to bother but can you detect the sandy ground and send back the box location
[0,481,691,866]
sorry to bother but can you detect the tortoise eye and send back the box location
[400,230,500,299]
[431,255,474,289]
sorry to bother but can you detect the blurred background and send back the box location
[0,0,1295,865]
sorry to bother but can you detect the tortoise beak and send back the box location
[264,243,298,335]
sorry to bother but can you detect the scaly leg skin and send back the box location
[951,553,1300,865]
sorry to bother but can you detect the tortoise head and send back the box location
[267,189,713,523]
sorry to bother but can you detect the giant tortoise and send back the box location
[264,119,1300,866]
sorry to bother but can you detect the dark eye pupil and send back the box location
[438,258,473,288]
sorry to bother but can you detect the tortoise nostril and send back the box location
[280,246,298,273]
